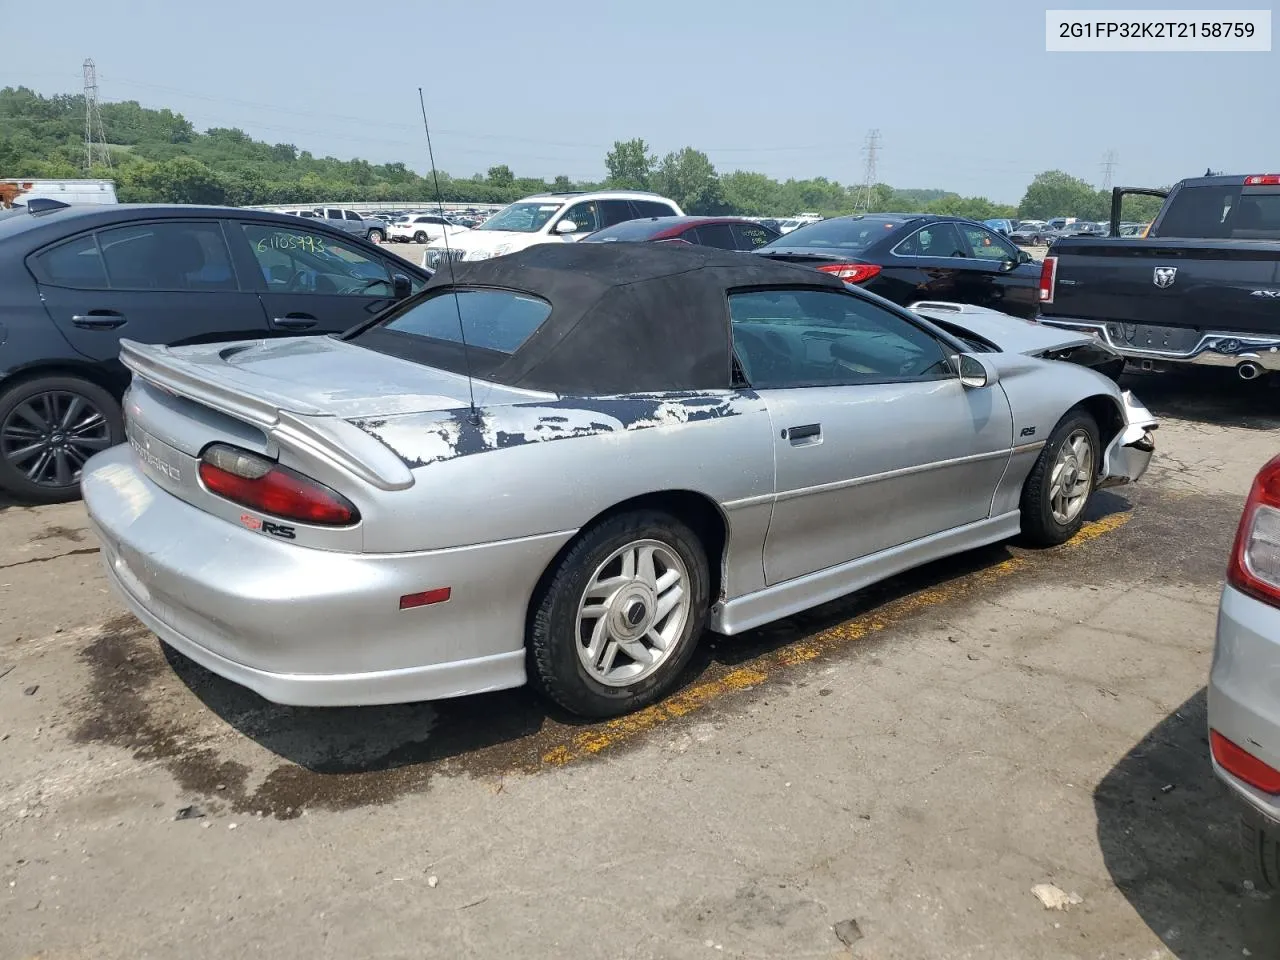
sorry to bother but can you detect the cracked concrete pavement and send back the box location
[1,370,1279,959]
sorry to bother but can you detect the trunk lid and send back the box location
[118,336,551,494]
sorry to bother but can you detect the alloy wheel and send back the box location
[575,539,692,687]
[0,390,113,488]
[1049,428,1094,525]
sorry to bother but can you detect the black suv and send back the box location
[0,204,430,503]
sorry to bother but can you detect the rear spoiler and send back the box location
[119,340,415,491]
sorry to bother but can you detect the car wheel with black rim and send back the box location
[0,375,123,503]
[1019,407,1100,547]
[528,510,710,717]
[413,231,428,243]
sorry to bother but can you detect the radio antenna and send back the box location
[418,87,478,426]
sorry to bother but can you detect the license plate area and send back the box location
[1104,322,1202,352]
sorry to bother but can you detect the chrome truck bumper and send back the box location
[1036,317,1280,378]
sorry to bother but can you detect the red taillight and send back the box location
[1227,454,1280,607]
[1211,730,1280,794]
[198,444,358,526]
[1244,175,1280,186]
[816,263,881,284]
[1038,256,1058,303]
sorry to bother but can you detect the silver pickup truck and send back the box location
[288,207,387,244]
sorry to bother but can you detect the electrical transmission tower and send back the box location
[859,129,881,211]
[82,58,111,173]
[1100,149,1118,191]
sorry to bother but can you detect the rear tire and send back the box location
[1020,407,1100,547]
[527,511,709,718]
[367,229,385,244]
[413,231,428,243]
[1241,811,1280,892]
[0,375,123,504]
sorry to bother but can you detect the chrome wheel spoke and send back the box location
[5,441,45,463]
[59,395,85,430]
[24,449,53,481]
[636,544,658,589]
[651,584,684,625]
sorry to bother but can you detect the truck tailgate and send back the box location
[1047,239,1280,336]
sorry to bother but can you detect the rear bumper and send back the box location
[1209,585,1280,826]
[81,444,574,707]
[1037,317,1280,372]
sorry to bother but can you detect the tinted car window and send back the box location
[694,222,738,250]
[98,222,238,291]
[765,217,899,253]
[958,223,1018,260]
[729,289,950,388]
[633,199,679,218]
[344,210,362,221]
[732,222,778,249]
[894,222,966,258]
[35,233,108,289]
[599,199,639,228]
[242,223,392,295]
[1157,185,1280,240]
[377,289,550,354]
[580,218,670,242]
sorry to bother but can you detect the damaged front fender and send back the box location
[1097,389,1158,489]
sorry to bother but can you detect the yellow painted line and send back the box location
[541,513,1130,767]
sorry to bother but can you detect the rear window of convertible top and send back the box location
[356,287,552,356]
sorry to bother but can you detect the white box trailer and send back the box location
[0,178,118,208]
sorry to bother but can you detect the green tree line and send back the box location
[1,87,1163,222]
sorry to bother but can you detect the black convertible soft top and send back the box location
[366,242,845,394]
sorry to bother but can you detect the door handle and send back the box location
[272,314,318,330]
[784,423,822,445]
[71,311,126,330]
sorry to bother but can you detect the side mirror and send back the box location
[1016,249,1033,264]
[957,353,999,389]
[554,219,579,234]
[392,273,412,299]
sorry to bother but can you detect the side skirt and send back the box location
[709,510,1023,635]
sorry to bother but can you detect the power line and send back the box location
[1100,149,1118,191]
[82,58,111,173]
[859,129,880,211]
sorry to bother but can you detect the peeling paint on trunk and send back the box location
[348,392,763,469]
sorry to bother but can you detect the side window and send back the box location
[634,200,678,219]
[694,222,737,250]
[958,223,1018,260]
[732,222,776,249]
[241,223,392,296]
[894,222,966,258]
[33,234,108,289]
[96,222,238,291]
[556,201,600,234]
[599,199,639,228]
[728,288,951,388]
[344,210,362,221]
[324,208,343,220]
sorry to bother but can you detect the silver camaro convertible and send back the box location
[82,243,1156,717]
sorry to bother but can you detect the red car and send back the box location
[581,216,781,251]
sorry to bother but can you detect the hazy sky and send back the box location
[2,0,1276,202]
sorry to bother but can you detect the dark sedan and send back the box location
[0,203,430,503]
[755,214,1042,320]
[581,216,780,251]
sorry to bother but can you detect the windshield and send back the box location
[763,217,898,253]
[478,201,564,233]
